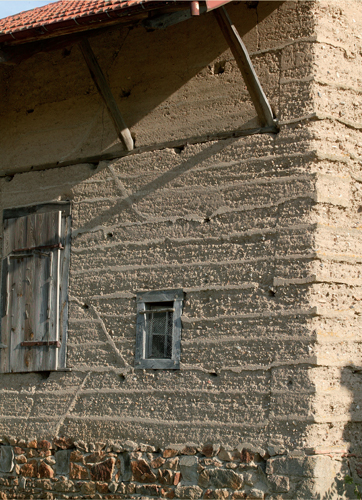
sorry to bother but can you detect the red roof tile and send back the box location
[0,0,232,45]
[0,1,180,44]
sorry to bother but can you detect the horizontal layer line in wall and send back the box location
[249,35,317,57]
[280,77,362,94]
[84,165,309,188]
[66,361,318,373]
[67,337,318,350]
[71,173,315,205]
[71,195,317,238]
[72,223,316,254]
[70,178,316,205]
[63,415,269,428]
[312,416,362,424]
[315,78,362,94]
[279,112,362,132]
[26,387,271,397]
[317,252,362,264]
[68,318,102,324]
[316,224,362,236]
[95,308,319,323]
[104,170,318,192]
[0,386,316,399]
[271,415,316,423]
[181,336,317,346]
[274,277,362,287]
[313,309,362,319]
[116,150,320,176]
[71,252,317,277]
[279,74,315,85]
[89,284,258,302]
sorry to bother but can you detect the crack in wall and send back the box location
[68,296,131,370]
[107,164,147,221]
[54,371,91,437]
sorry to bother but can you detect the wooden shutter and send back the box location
[1,211,63,373]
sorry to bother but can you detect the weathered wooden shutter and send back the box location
[1,211,64,373]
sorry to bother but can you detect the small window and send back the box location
[0,203,71,373]
[135,289,183,369]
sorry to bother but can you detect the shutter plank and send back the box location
[0,257,10,372]
[57,214,71,370]
[2,211,62,373]
[9,216,27,372]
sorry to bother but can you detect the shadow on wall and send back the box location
[313,366,362,500]
[0,1,282,172]
[74,138,238,235]
[341,365,362,499]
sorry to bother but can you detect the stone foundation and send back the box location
[0,438,355,499]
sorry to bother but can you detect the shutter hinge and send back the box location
[11,243,64,254]
[21,341,61,348]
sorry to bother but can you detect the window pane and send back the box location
[146,303,173,359]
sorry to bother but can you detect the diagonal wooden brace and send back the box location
[214,7,277,129]
[79,38,134,151]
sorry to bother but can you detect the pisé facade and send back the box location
[0,1,361,498]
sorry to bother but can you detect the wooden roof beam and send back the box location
[79,38,134,151]
[214,7,277,130]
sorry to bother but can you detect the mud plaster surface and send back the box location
[0,1,362,497]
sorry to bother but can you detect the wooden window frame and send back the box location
[135,289,183,370]
[0,202,71,373]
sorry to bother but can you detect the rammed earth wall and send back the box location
[0,0,362,498]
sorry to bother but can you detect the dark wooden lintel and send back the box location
[0,124,278,177]
[144,7,204,30]
[214,7,277,129]
[79,38,134,152]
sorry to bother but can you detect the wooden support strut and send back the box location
[79,38,134,151]
[214,7,277,129]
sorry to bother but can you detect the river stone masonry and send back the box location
[0,437,355,499]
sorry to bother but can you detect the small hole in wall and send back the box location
[174,145,185,154]
[62,47,72,57]
[107,232,114,239]
[214,60,226,75]
[26,109,34,114]
[89,163,98,170]
[5,175,14,183]
[209,372,218,377]
[120,89,131,98]
[358,206,362,213]
[40,371,51,380]
[119,374,125,382]
[268,288,276,297]
[82,304,89,310]
[203,217,211,223]
[287,380,293,387]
